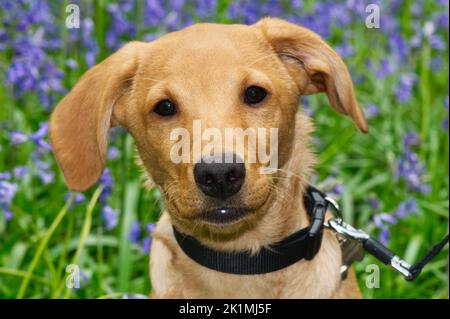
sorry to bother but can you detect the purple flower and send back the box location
[403,132,420,147]
[430,35,447,51]
[10,122,51,152]
[374,59,394,78]
[430,57,444,72]
[66,58,78,70]
[142,223,156,252]
[2,0,64,109]
[0,181,18,220]
[142,236,152,253]
[13,166,28,179]
[10,131,28,145]
[129,221,141,244]
[397,134,431,193]
[99,169,114,202]
[38,170,54,185]
[394,198,417,219]
[373,213,397,228]
[30,122,52,152]
[144,0,166,27]
[195,0,217,18]
[102,206,119,230]
[373,197,419,245]
[389,32,409,63]
[146,223,156,234]
[395,74,416,103]
[106,1,136,50]
[108,147,120,161]
[442,96,449,131]
[365,103,379,119]
[335,42,354,58]
[0,172,12,180]
[332,183,344,195]
[366,197,380,210]
[65,192,86,210]
[379,228,390,245]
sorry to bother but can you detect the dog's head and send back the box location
[50,18,366,238]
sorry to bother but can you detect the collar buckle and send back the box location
[304,187,327,260]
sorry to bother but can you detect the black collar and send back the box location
[172,185,328,275]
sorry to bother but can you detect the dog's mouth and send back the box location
[198,207,253,225]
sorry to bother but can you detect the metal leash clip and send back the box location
[324,196,449,281]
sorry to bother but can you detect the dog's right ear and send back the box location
[50,41,145,191]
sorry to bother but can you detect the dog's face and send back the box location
[50,18,367,237]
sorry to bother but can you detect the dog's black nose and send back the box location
[194,155,245,200]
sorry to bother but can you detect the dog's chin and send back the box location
[198,206,253,226]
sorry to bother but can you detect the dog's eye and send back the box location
[153,99,177,116]
[244,86,267,105]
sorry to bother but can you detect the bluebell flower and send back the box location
[102,206,119,230]
[195,0,217,18]
[430,35,446,51]
[106,0,136,50]
[430,57,444,72]
[10,131,28,145]
[144,0,166,27]
[373,212,397,245]
[375,59,393,78]
[13,166,28,179]
[373,213,397,228]
[129,221,141,244]
[146,223,156,234]
[335,42,354,58]
[2,0,64,110]
[0,172,12,180]
[436,11,449,30]
[0,181,18,220]
[373,197,419,245]
[290,0,302,9]
[81,18,98,67]
[142,236,152,253]
[38,170,55,185]
[396,133,431,193]
[10,122,51,152]
[65,192,86,210]
[332,184,344,196]
[30,122,52,152]
[395,74,416,103]
[170,0,186,11]
[99,169,114,202]
[389,32,409,63]
[442,96,449,131]
[66,58,78,70]
[366,197,380,210]
[403,132,420,147]
[379,228,390,245]
[394,198,417,219]
[365,103,379,119]
[107,147,120,161]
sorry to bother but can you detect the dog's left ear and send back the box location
[254,18,368,133]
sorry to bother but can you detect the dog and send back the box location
[50,18,367,298]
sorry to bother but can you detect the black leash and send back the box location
[173,185,327,275]
[405,234,449,280]
[326,203,449,281]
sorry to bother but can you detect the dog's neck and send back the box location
[169,112,317,253]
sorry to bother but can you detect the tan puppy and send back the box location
[50,18,367,298]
